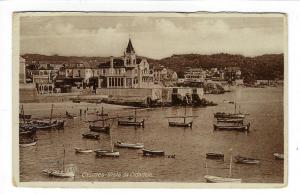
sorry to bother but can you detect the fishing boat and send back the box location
[214,102,247,119]
[235,155,260,165]
[118,108,144,127]
[19,113,31,120]
[88,107,111,133]
[32,104,65,130]
[82,132,100,140]
[95,119,120,157]
[213,123,250,131]
[216,118,244,124]
[89,124,110,133]
[167,106,197,128]
[114,141,144,149]
[74,147,93,153]
[42,148,75,178]
[206,152,224,160]
[204,150,242,183]
[273,153,284,160]
[142,149,165,157]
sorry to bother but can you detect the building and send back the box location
[184,68,206,83]
[97,38,154,88]
[19,57,26,84]
[153,65,168,82]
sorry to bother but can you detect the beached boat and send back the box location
[74,147,93,153]
[43,148,75,178]
[142,149,165,157]
[273,153,284,160]
[204,150,242,183]
[118,108,144,127]
[235,155,260,165]
[206,152,224,160]
[66,111,77,119]
[82,132,100,140]
[213,123,250,131]
[114,141,144,149]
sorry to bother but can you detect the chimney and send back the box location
[110,56,114,68]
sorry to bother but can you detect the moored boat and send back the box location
[213,123,250,131]
[273,153,284,160]
[167,106,197,128]
[114,141,144,149]
[216,118,244,124]
[204,175,242,183]
[89,124,110,133]
[142,149,165,157]
[42,168,75,178]
[214,112,245,119]
[235,155,260,165]
[118,108,145,127]
[20,140,37,147]
[94,149,120,157]
[74,147,93,153]
[206,152,224,160]
[33,120,65,130]
[82,132,100,140]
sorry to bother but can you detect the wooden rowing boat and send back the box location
[74,147,93,153]
[206,152,224,160]
[94,149,120,157]
[235,155,260,165]
[114,141,144,149]
[213,123,250,131]
[142,149,165,157]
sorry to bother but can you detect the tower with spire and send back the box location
[124,38,136,67]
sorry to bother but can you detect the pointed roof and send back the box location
[126,38,135,54]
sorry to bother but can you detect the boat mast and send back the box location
[62,146,65,172]
[184,106,186,124]
[50,104,54,123]
[102,106,104,127]
[21,104,25,124]
[134,108,137,122]
[229,150,233,178]
[234,102,237,114]
[110,119,114,152]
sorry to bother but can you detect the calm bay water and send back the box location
[19,86,284,183]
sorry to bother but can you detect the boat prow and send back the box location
[204,175,242,183]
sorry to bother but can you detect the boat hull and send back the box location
[89,125,110,133]
[42,169,75,178]
[142,149,165,157]
[82,133,100,140]
[214,112,245,119]
[213,123,250,131]
[273,153,284,160]
[118,120,144,127]
[114,142,144,149]
[169,121,192,128]
[204,175,242,183]
[74,148,93,153]
[33,120,65,130]
[20,141,37,147]
[206,153,224,160]
[95,150,120,157]
[235,156,260,165]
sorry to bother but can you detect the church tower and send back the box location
[124,38,136,66]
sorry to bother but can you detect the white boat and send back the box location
[20,140,37,147]
[43,147,75,178]
[95,118,120,158]
[95,149,120,157]
[273,153,284,160]
[114,141,144,149]
[204,150,242,183]
[74,147,93,153]
[204,175,242,183]
[42,168,75,178]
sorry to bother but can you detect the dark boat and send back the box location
[66,111,77,119]
[169,121,193,127]
[33,120,65,130]
[72,98,80,103]
[118,108,145,127]
[206,152,224,160]
[235,155,260,165]
[19,113,31,120]
[217,118,244,124]
[82,132,100,140]
[213,123,250,131]
[142,149,165,157]
[88,107,110,133]
[167,106,197,128]
[89,124,110,133]
[214,102,247,119]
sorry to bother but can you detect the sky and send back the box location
[20,14,285,59]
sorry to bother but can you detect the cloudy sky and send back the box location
[20,14,285,59]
